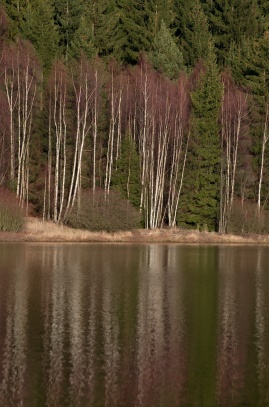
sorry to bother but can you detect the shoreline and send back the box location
[0,217,269,244]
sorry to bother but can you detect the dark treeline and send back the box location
[0,0,269,233]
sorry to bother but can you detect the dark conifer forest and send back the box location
[1,0,269,233]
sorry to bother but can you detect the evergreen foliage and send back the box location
[201,0,261,65]
[21,0,59,71]
[174,0,211,67]
[54,0,82,61]
[70,7,97,60]
[102,0,154,64]
[150,20,184,80]
[178,48,222,230]
[153,0,175,30]
[1,0,26,39]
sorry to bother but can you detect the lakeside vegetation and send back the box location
[1,1,269,233]
[0,216,269,244]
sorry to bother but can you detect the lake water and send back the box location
[0,243,269,406]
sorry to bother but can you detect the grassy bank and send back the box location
[0,217,269,244]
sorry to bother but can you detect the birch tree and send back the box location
[2,44,17,181]
[219,73,248,232]
[104,64,124,194]
[64,56,96,220]
[166,74,190,227]
[134,60,190,228]
[1,40,39,210]
[257,102,269,214]
[44,61,68,222]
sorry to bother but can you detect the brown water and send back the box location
[0,243,269,406]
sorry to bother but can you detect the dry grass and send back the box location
[0,217,267,244]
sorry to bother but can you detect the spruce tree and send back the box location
[178,46,222,231]
[88,0,116,58]
[149,20,184,80]
[70,6,97,60]
[231,34,269,206]
[0,5,8,45]
[21,0,59,71]
[173,0,212,68]
[201,0,261,66]
[54,0,82,61]
[1,0,27,39]
[153,0,175,32]
[101,0,154,64]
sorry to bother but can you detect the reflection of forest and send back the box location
[0,246,30,406]
[217,246,269,406]
[0,244,269,406]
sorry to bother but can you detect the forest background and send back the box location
[0,0,269,234]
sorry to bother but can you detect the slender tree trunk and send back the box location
[258,104,269,213]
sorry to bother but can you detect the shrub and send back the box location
[0,189,24,232]
[227,199,269,235]
[66,189,142,232]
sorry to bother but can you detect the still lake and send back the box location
[0,243,269,406]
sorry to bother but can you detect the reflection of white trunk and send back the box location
[102,264,120,407]
[67,253,85,406]
[217,248,239,405]
[255,247,265,387]
[0,254,29,406]
[85,281,97,405]
[46,248,65,407]
[136,245,185,406]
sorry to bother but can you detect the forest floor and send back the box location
[0,217,269,244]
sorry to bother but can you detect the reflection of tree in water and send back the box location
[43,246,66,407]
[216,246,269,407]
[217,247,241,406]
[254,247,269,405]
[0,248,29,407]
[136,245,186,407]
[2,244,269,406]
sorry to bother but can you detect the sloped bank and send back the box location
[0,217,269,244]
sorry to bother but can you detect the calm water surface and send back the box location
[0,243,269,406]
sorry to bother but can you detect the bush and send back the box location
[0,189,24,232]
[227,199,269,235]
[66,189,142,232]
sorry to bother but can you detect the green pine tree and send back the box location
[1,0,27,39]
[0,5,9,44]
[173,0,212,67]
[230,33,269,205]
[201,0,261,66]
[178,46,222,231]
[87,0,115,58]
[54,0,82,62]
[153,0,175,32]
[149,19,184,80]
[21,0,59,71]
[102,0,154,64]
[70,6,97,60]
